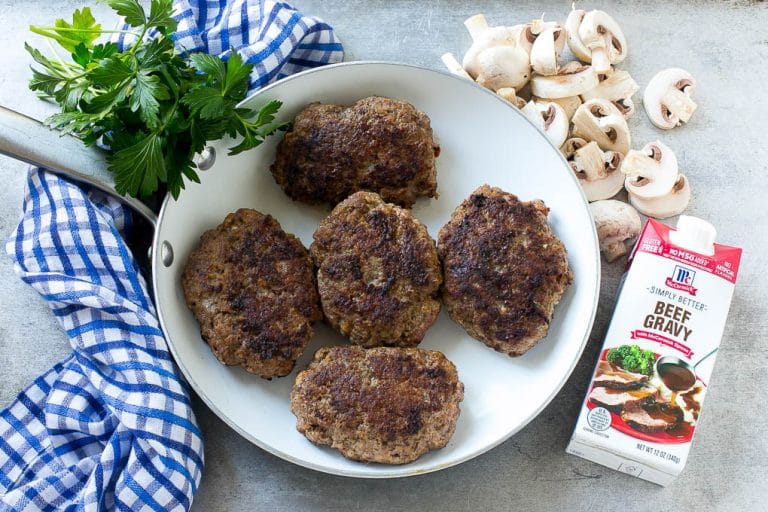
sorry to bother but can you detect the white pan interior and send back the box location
[151,62,600,478]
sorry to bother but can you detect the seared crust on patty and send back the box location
[290,345,464,464]
[182,209,322,379]
[438,185,573,356]
[270,96,439,208]
[310,191,442,347]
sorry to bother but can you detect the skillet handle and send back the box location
[0,105,157,226]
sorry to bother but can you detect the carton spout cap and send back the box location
[670,215,716,255]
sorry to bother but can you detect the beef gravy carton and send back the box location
[566,216,742,485]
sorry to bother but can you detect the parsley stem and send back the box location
[30,26,142,36]
[159,102,178,133]
[128,25,149,57]
[45,39,79,79]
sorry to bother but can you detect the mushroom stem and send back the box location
[569,141,625,201]
[573,141,609,181]
[498,87,527,109]
[441,52,473,80]
[660,87,697,124]
[581,69,639,119]
[464,14,489,40]
[536,95,582,119]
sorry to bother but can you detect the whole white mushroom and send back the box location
[589,200,642,262]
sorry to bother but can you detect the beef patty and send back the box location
[181,209,321,379]
[290,345,464,464]
[270,96,440,208]
[437,185,573,356]
[310,191,442,348]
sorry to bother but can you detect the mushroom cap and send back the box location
[565,9,591,62]
[462,25,526,76]
[521,100,569,148]
[589,199,642,262]
[529,23,566,76]
[474,45,531,91]
[578,10,628,73]
[629,174,692,219]
[530,62,599,99]
[622,140,679,199]
[568,141,624,201]
[643,68,697,129]
[571,98,631,154]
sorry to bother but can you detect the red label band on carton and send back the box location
[632,219,742,284]
[568,217,742,486]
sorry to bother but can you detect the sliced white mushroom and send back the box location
[578,11,628,74]
[622,141,679,199]
[567,141,624,201]
[581,69,640,118]
[643,68,697,129]
[529,23,566,76]
[441,52,473,80]
[561,136,588,159]
[511,22,537,55]
[521,100,569,148]
[535,95,582,119]
[589,200,643,262]
[629,174,692,219]
[530,61,599,99]
[571,98,631,154]
[565,8,591,62]
[497,87,527,109]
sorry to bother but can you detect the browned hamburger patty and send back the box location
[437,185,573,356]
[310,191,442,347]
[181,209,322,379]
[270,96,440,208]
[290,345,464,464]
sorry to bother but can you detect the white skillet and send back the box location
[0,61,600,478]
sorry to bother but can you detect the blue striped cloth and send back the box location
[0,2,342,511]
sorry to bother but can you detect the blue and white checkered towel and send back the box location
[0,2,342,510]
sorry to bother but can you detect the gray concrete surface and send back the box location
[1,1,766,510]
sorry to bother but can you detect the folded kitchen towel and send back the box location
[0,1,343,511]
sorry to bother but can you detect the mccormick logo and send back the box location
[665,265,698,296]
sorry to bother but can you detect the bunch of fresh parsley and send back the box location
[27,0,287,199]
